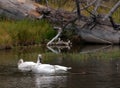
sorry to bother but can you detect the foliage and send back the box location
[0,19,56,48]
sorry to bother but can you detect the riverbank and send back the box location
[0,19,56,49]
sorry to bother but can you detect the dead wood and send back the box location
[0,0,46,20]
[103,0,120,20]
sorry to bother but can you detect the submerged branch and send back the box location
[47,27,62,46]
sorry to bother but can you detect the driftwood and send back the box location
[93,0,102,14]
[0,0,110,25]
[0,0,76,23]
[47,27,62,46]
[78,23,120,44]
[47,27,72,46]
[0,0,119,26]
[0,0,47,19]
[103,0,120,20]
[75,0,81,20]
[77,14,120,44]
[73,0,120,44]
[36,7,76,27]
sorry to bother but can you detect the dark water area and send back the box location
[0,45,120,88]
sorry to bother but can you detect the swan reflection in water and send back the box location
[34,74,68,88]
[47,45,71,54]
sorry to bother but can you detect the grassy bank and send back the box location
[0,19,56,49]
[43,48,120,62]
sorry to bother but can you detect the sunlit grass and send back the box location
[113,8,120,23]
[0,29,12,49]
[0,19,56,49]
[41,0,75,11]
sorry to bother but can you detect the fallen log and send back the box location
[36,7,77,27]
[0,0,46,20]
[0,0,76,26]
[77,16,120,44]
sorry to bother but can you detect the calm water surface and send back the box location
[0,45,120,88]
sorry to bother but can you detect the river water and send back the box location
[0,45,120,88]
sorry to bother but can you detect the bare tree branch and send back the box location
[93,0,102,14]
[75,0,81,20]
[47,27,62,46]
[73,0,97,12]
[103,0,120,20]
[80,0,97,10]
[45,0,49,7]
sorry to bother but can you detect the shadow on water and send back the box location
[0,45,120,88]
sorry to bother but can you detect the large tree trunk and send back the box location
[0,0,46,20]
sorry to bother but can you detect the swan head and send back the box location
[38,54,42,58]
[18,59,24,65]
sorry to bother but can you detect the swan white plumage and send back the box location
[17,54,42,72]
[17,59,36,72]
[32,64,71,74]
[31,54,71,74]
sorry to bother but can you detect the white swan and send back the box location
[17,54,42,72]
[32,64,71,74]
[37,54,42,64]
[32,54,71,74]
[17,59,36,72]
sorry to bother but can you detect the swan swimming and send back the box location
[37,54,42,64]
[17,54,42,72]
[31,54,71,74]
[17,59,36,72]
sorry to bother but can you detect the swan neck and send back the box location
[37,56,41,64]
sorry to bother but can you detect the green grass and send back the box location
[32,51,120,64]
[0,19,56,49]
[37,47,120,62]
[69,50,120,60]
[113,7,120,23]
